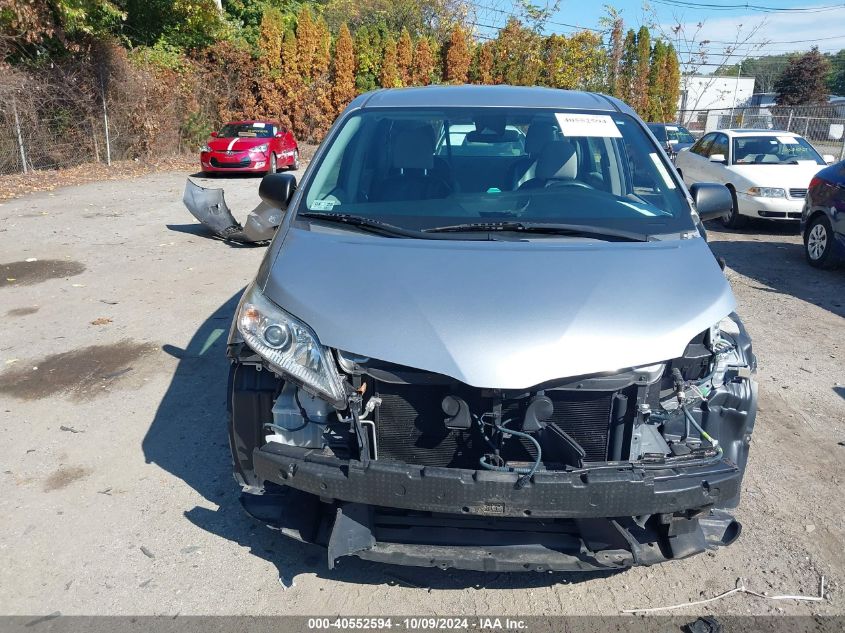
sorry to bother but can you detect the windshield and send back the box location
[666,126,695,144]
[732,135,824,165]
[217,122,274,139]
[299,108,694,236]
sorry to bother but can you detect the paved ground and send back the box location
[0,171,843,617]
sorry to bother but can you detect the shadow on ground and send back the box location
[141,291,618,590]
[705,221,845,319]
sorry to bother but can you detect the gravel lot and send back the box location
[0,169,843,617]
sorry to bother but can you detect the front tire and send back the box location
[289,149,300,171]
[805,214,839,269]
[721,188,748,229]
[267,153,277,175]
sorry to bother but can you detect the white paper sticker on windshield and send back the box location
[555,113,622,138]
[649,153,677,189]
[252,122,266,128]
[618,201,657,216]
[310,199,338,211]
[666,125,679,131]
[777,135,798,144]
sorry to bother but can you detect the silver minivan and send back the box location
[224,86,758,573]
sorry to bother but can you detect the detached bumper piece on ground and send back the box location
[182,178,281,243]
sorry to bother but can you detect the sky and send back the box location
[471,0,845,70]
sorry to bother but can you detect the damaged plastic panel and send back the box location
[182,178,282,243]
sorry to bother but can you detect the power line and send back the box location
[652,0,845,13]
[468,0,605,34]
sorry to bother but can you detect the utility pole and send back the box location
[101,76,112,166]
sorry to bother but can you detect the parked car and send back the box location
[802,160,845,268]
[227,86,757,573]
[646,122,696,158]
[200,120,299,175]
[674,128,835,228]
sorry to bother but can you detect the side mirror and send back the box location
[823,154,836,165]
[210,131,218,138]
[709,153,726,164]
[690,182,733,222]
[259,173,297,210]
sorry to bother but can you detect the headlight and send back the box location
[747,186,785,198]
[200,145,211,153]
[251,143,269,153]
[237,284,346,407]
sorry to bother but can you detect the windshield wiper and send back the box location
[299,212,424,238]
[423,221,650,242]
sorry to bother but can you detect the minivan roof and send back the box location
[350,85,628,113]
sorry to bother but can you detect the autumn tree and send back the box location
[296,8,317,82]
[543,31,606,91]
[332,23,356,115]
[396,27,413,86]
[355,24,383,92]
[774,48,831,106]
[600,7,625,97]
[303,16,334,139]
[412,37,435,85]
[380,35,400,87]
[445,24,471,84]
[493,18,543,86]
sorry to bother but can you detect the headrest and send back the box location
[392,125,435,170]
[525,121,557,156]
[535,140,578,180]
[465,128,521,144]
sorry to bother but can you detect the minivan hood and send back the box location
[261,229,735,389]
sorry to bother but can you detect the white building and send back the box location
[677,75,756,113]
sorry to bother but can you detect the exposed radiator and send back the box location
[373,382,614,467]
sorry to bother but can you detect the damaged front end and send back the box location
[228,283,757,573]
[182,178,283,244]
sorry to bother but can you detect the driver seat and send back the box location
[518,140,579,190]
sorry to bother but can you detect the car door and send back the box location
[699,133,730,184]
[679,133,715,184]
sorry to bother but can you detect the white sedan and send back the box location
[674,129,834,228]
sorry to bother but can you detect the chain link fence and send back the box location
[677,104,845,159]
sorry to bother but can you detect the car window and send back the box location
[732,135,824,165]
[299,107,695,236]
[217,123,273,139]
[691,133,715,156]
[709,134,729,160]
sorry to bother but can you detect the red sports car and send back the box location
[200,120,299,175]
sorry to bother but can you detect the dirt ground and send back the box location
[0,169,843,617]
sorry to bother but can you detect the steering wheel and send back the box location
[544,179,594,190]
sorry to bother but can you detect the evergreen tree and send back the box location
[662,44,681,121]
[646,40,666,121]
[633,25,651,115]
[618,29,637,106]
